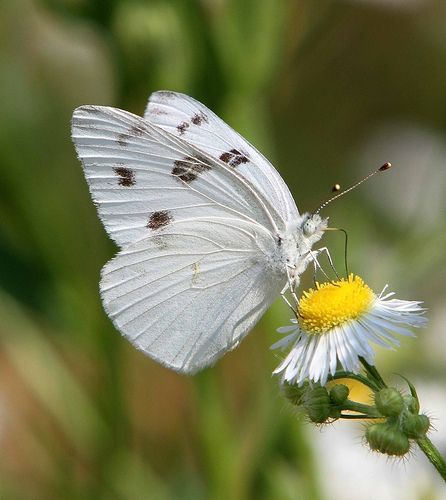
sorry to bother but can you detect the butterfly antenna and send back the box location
[315,162,392,214]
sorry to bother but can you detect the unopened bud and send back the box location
[282,382,307,406]
[366,422,410,456]
[330,384,350,405]
[404,394,420,414]
[304,386,331,424]
[402,414,430,439]
[375,388,404,417]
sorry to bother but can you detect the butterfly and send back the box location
[71,91,328,373]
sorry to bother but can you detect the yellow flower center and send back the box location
[298,274,375,334]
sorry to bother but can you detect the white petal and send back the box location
[276,325,299,334]
[349,320,375,363]
[338,323,360,373]
[270,332,299,350]
[328,333,338,376]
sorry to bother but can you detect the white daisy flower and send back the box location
[272,274,427,386]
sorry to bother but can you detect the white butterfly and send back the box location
[71,91,327,373]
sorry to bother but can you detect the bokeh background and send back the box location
[1,0,446,498]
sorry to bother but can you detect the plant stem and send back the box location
[342,400,382,418]
[339,414,381,420]
[328,371,380,391]
[416,436,446,482]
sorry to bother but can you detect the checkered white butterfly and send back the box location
[71,91,327,373]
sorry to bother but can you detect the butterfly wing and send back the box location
[145,91,299,225]
[72,105,283,248]
[100,218,286,373]
[72,104,292,371]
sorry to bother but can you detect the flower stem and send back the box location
[342,400,382,418]
[416,436,446,482]
[339,414,381,420]
[329,371,380,391]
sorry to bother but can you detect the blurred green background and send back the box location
[1,0,446,498]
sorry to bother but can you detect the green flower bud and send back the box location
[282,383,333,423]
[404,394,419,414]
[282,382,307,406]
[330,384,350,405]
[365,422,410,456]
[375,388,404,417]
[402,414,430,439]
[303,386,331,424]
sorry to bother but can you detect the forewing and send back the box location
[145,91,299,224]
[100,218,286,373]
[72,106,280,247]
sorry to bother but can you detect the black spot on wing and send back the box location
[177,121,190,135]
[191,112,208,126]
[150,107,168,116]
[84,106,101,115]
[130,123,148,137]
[157,91,176,100]
[219,149,249,168]
[117,124,147,146]
[231,154,249,167]
[172,155,212,183]
[117,133,130,147]
[219,151,232,163]
[176,112,209,135]
[147,210,173,230]
[113,166,135,186]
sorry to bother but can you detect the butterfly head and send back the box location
[300,213,328,241]
[282,214,328,276]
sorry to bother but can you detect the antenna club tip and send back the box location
[332,183,341,192]
[379,162,392,172]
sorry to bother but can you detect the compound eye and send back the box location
[303,220,315,236]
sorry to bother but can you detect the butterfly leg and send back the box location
[280,281,294,311]
[280,280,300,320]
[311,256,319,287]
[285,264,300,307]
[308,248,332,282]
[314,246,340,280]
